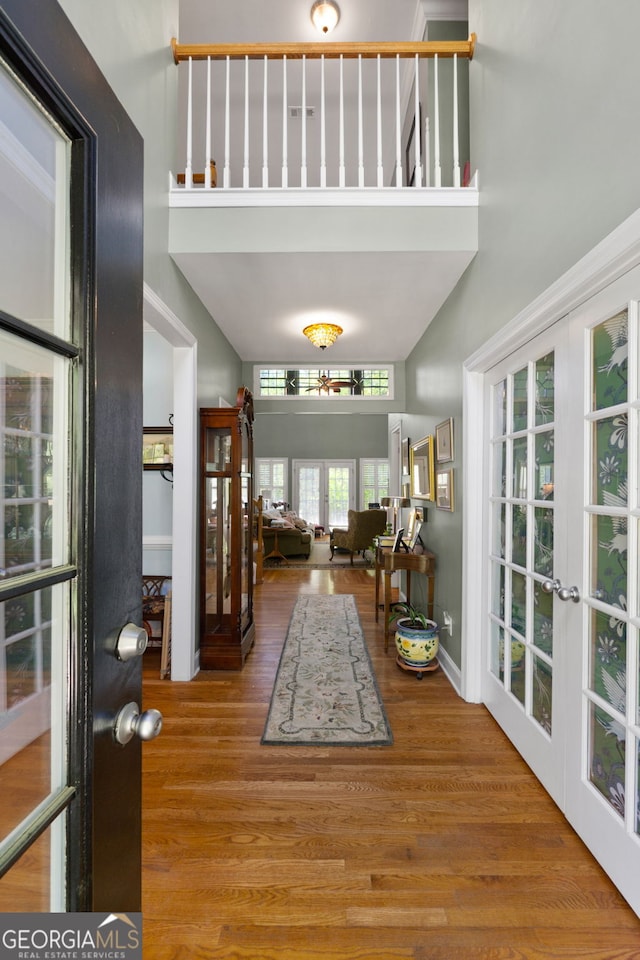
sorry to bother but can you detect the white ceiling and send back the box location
[173,0,470,363]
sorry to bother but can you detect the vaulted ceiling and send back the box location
[170,0,473,363]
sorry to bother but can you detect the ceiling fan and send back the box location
[305,373,356,394]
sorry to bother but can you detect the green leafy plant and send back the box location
[388,601,431,630]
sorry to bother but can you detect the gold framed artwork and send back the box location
[409,435,435,501]
[435,417,454,463]
[401,437,410,476]
[436,468,454,511]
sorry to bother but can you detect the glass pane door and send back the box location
[293,460,355,529]
[296,463,322,526]
[0,58,74,910]
[564,293,640,917]
[327,463,352,528]
[483,323,569,806]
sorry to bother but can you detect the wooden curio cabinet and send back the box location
[199,388,255,669]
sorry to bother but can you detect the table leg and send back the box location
[264,530,288,563]
[384,570,392,652]
[375,561,380,621]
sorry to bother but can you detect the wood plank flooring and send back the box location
[142,568,640,959]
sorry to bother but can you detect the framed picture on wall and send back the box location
[435,418,454,463]
[436,469,454,511]
[409,435,435,501]
[143,427,173,469]
[401,437,410,476]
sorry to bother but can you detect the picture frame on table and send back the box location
[408,522,423,551]
[407,508,424,550]
[436,469,454,511]
[392,527,406,552]
[435,417,454,463]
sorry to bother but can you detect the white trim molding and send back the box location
[144,285,199,681]
[461,205,640,703]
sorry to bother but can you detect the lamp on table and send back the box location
[380,496,410,534]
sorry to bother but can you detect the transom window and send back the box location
[255,367,392,398]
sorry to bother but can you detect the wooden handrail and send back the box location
[171,35,476,65]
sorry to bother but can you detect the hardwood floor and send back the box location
[142,568,640,959]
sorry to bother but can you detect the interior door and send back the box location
[562,271,640,916]
[0,3,145,911]
[483,323,570,807]
[483,269,640,916]
[293,459,355,528]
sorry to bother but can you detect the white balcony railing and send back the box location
[171,37,476,195]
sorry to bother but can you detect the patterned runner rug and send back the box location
[261,594,393,746]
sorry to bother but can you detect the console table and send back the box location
[375,545,436,652]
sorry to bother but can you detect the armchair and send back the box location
[330,509,387,565]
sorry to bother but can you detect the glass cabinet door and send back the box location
[199,397,255,670]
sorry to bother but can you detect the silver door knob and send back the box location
[114,701,163,745]
[540,578,580,603]
[541,579,561,595]
[557,584,580,603]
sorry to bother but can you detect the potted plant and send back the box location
[388,601,439,667]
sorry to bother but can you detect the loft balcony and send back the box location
[168,37,479,362]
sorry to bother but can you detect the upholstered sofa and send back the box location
[262,510,314,559]
[262,525,313,558]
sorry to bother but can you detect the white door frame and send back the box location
[462,207,640,704]
[143,284,199,680]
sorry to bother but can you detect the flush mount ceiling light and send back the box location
[303,322,343,350]
[310,0,340,35]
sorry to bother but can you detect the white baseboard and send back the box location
[437,643,462,697]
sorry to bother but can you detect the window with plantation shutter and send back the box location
[360,459,389,509]
[255,458,288,505]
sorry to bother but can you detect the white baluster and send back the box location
[339,55,345,187]
[243,56,250,188]
[376,55,383,188]
[282,55,288,188]
[433,53,441,188]
[224,56,231,188]
[358,55,364,188]
[185,57,193,188]
[425,116,431,187]
[320,55,327,188]
[452,53,460,187]
[205,56,212,188]
[395,54,402,187]
[262,56,269,188]
[301,55,307,188]
[413,55,422,187]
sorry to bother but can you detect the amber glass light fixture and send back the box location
[303,322,343,350]
[310,0,340,34]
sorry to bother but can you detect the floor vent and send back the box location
[289,106,315,119]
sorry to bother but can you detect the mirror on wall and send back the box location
[409,435,435,501]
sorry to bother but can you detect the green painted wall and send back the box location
[401,0,640,667]
[58,0,242,406]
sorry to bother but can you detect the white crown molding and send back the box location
[465,205,640,373]
[143,282,197,347]
[421,0,468,22]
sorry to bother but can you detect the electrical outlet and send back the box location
[442,611,453,635]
